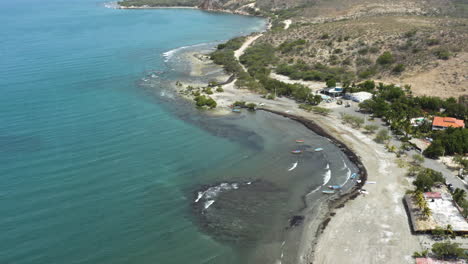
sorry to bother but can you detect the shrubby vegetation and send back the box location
[432,241,467,259]
[413,168,444,191]
[299,105,331,115]
[275,62,354,83]
[356,82,467,157]
[194,95,217,109]
[452,188,468,218]
[278,39,306,54]
[375,129,390,143]
[424,128,468,158]
[340,113,365,128]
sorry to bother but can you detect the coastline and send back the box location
[171,43,421,263]
[115,3,261,17]
[163,18,372,261]
[168,44,373,263]
[159,7,421,263]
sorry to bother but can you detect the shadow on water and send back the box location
[138,74,265,152]
[191,180,288,247]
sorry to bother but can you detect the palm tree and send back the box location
[422,206,432,219]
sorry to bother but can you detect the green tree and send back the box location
[432,241,466,259]
[424,140,445,158]
[326,78,336,88]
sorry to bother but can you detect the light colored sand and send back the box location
[302,114,422,264]
[269,72,325,92]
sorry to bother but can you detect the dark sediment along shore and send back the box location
[258,108,368,262]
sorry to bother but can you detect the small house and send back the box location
[432,116,465,131]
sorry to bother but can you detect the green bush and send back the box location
[434,49,451,60]
[194,95,217,109]
[392,63,405,74]
[311,106,332,116]
[246,103,257,111]
[375,129,390,143]
[233,101,246,107]
[376,51,395,65]
[432,242,466,259]
[326,78,336,88]
[216,87,224,92]
[427,38,440,46]
[364,124,379,134]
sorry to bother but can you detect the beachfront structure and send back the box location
[344,92,373,103]
[411,117,428,127]
[432,116,465,131]
[404,189,468,234]
[409,138,431,152]
[321,87,343,98]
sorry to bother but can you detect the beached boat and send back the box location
[232,109,241,113]
[295,140,305,143]
[350,172,358,179]
[291,150,302,154]
[322,190,335,194]
[314,148,323,152]
[328,185,342,190]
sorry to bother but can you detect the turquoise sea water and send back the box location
[0,1,357,263]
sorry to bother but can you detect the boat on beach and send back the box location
[232,109,241,113]
[328,185,342,190]
[291,150,302,154]
[314,148,323,152]
[295,140,305,143]
[350,172,358,179]
[322,190,335,194]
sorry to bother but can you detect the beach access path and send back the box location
[234,34,263,72]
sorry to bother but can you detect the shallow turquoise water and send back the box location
[0,1,266,263]
[0,1,358,263]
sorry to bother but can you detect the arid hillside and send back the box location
[260,15,467,97]
[119,0,467,98]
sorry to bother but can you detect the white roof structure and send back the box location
[349,92,373,102]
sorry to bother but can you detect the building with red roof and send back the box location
[432,116,465,130]
[415,258,466,264]
[424,192,442,199]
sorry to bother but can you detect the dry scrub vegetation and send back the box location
[260,15,467,98]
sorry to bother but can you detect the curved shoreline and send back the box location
[164,19,369,262]
[258,108,368,262]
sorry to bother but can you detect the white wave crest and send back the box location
[195,192,203,203]
[306,185,321,196]
[322,169,331,186]
[204,200,215,209]
[162,42,215,62]
[288,161,298,171]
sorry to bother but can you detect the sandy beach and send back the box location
[174,34,424,263]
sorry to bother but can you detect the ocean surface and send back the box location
[0,1,356,263]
